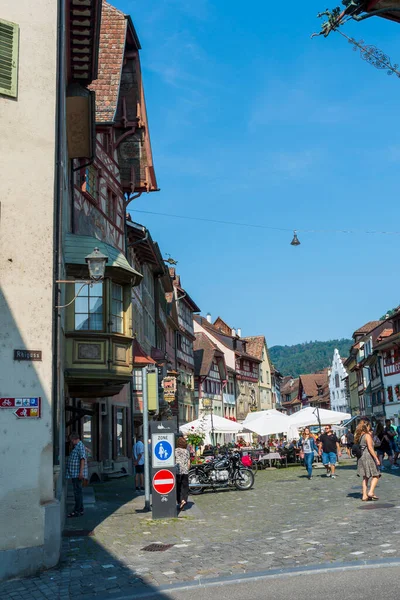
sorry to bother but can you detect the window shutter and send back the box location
[0,19,19,98]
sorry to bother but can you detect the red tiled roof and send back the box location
[353,321,383,336]
[378,328,394,339]
[299,371,329,403]
[132,339,155,365]
[213,316,233,336]
[194,332,223,378]
[89,1,127,123]
[242,336,265,361]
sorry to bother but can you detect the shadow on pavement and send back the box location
[0,477,178,600]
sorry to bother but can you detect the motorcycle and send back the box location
[188,451,254,494]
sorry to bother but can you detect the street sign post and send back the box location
[152,469,175,495]
[150,420,178,519]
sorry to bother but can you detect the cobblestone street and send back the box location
[2,458,400,600]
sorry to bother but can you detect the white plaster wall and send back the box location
[329,349,348,412]
[0,1,57,551]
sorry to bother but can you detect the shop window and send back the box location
[115,407,127,457]
[75,282,103,331]
[82,164,99,202]
[111,283,124,333]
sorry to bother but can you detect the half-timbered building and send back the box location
[64,0,158,481]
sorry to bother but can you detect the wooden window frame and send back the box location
[81,164,99,203]
[0,19,19,98]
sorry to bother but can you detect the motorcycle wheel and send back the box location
[188,469,205,495]
[234,468,254,491]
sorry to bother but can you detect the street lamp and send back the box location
[56,247,108,309]
[291,231,301,246]
[85,247,108,280]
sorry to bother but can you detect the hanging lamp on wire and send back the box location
[291,230,300,246]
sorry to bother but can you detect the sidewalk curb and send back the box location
[97,557,400,599]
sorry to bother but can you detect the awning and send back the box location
[65,233,142,284]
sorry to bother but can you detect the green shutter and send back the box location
[0,19,19,98]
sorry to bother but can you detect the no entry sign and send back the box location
[152,469,175,495]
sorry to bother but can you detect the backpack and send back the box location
[352,443,362,459]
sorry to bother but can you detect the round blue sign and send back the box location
[154,440,173,461]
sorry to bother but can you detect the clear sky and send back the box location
[114,0,400,347]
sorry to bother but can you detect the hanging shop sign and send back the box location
[162,376,177,403]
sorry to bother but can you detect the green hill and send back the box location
[270,339,352,377]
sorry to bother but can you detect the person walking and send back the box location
[340,433,348,456]
[355,420,381,501]
[299,427,318,480]
[66,433,88,518]
[318,424,341,478]
[375,422,398,471]
[133,435,145,491]
[385,419,399,467]
[175,437,190,510]
[347,430,354,455]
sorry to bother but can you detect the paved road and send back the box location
[2,457,400,599]
[151,564,400,600]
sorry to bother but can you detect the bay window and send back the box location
[111,283,124,333]
[75,282,103,331]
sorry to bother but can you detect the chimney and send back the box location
[232,328,236,337]
[169,267,176,278]
[206,313,212,323]
[237,328,242,338]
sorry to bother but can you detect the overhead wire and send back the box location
[128,209,400,236]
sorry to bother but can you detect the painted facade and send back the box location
[193,315,261,422]
[170,269,200,425]
[374,313,400,424]
[346,321,388,419]
[329,349,349,412]
[281,376,300,414]
[243,336,275,411]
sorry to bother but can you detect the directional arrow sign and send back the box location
[14,407,40,419]
[152,469,175,495]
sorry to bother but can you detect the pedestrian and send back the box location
[340,432,348,456]
[175,436,190,510]
[355,420,381,501]
[66,432,88,518]
[375,422,398,471]
[385,419,399,466]
[133,435,145,491]
[347,430,354,454]
[318,424,341,478]
[299,427,318,480]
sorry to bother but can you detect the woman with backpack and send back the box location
[354,421,381,501]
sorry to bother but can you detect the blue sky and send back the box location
[115,0,400,347]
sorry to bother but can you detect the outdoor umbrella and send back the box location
[287,407,351,428]
[180,414,243,445]
[242,409,298,438]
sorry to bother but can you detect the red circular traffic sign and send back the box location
[152,469,175,495]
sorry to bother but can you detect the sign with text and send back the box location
[152,432,175,468]
[14,407,40,419]
[0,397,41,417]
[14,350,42,361]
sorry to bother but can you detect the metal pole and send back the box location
[210,403,215,447]
[142,366,151,512]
